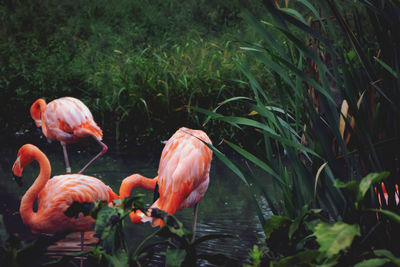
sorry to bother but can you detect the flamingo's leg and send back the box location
[80,231,84,267]
[78,138,108,174]
[61,142,72,174]
[191,203,198,243]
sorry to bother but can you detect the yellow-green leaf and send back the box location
[314,222,360,258]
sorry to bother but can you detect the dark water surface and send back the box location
[0,138,269,265]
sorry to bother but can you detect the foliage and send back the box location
[0,0,270,147]
[132,208,239,266]
[196,0,400,265]
[248,173,400,266]
[62,195,239,266]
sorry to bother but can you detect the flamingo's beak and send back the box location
[12,156,23,187]
[34,119,42,127]
[12,156,23,178]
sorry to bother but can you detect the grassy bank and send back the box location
[0,0,272,149]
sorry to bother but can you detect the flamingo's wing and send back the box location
[43,97,102,142]
[38,175,116,214]
[31,175,116,233]
[155,128,212,215]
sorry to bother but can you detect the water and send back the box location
[0,138,269,266]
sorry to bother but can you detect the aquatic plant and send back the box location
[197,0,400,265]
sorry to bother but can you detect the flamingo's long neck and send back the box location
[119,174,158,198]
[19,149,51,230]
[37,100,49,136]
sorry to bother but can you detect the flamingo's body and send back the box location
[120,127,212,232]
[30,97,107,174]
[12,144,118,234]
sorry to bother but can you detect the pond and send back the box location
[0,135,269,265]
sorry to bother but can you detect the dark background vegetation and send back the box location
[0,0,271,151]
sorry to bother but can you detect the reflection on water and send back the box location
[46,231,97,257]
[0,140,270,265]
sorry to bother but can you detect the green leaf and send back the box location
[357,172,390,202]
[374,249,400,265]
[263,216,292,239]
[276,250,320,267]
[166,248,187,267]
[314,222,360,258]
[164,215,189,240]
[347,50,356,61]
[353,258,391,267]
[94,206,118,237]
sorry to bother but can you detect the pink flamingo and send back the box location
[119,127,212,240]
[12,144,118,252]
[30,97,107,174]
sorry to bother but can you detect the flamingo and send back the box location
[30,97,107,174]
[119,127,212,240]
[12,144,118,254]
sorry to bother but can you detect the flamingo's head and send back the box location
[12,144,38,178]
[30,99,46,127]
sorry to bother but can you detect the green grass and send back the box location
[0,0,272,147]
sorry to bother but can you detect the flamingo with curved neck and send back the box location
[12,144,118,234]
[119,174,159,223]
[119,127,212,240]
[30,97,108,174]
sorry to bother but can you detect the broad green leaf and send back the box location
[166,248,187,267]
[374,249,400,265]
[263,216,292,239]
[358,172,390,202]
[314,222,360,258]
[276,250,320,267]
[353,258,390,267]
